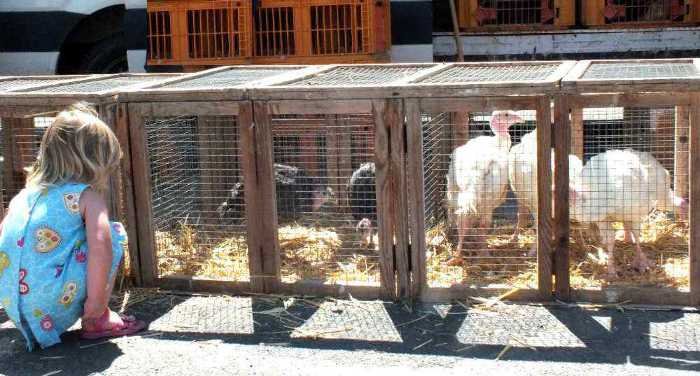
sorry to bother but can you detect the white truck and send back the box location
[0,1,148,74]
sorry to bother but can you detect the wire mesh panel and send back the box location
[270,113,379,286]
[568,106,689,291]
[283,65,426,86]
[601,0,687,24]
[145,115,249,281]
[419,64,559,84]
[187,3,249,60]
[0,117,50,202]
[159,67,303,89]
[254,2,296,57]
[0,77,82,93]
[147,9,173,61]
[21,76,169,94]
[421,110,539,289]
[582,62,698,80]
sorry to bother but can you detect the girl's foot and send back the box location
[80,309,146,340]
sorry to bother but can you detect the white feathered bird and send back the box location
[569,148,687,277]
[445,110,523,266]
[508,128,584,252]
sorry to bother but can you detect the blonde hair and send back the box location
[26,102,122,193]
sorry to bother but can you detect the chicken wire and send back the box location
[160,68,302,89]
[475,0,556,26]
[23,75,169,94]
[282,66,427,86]
[418,64,559,84]
[270,113,379,285]
[582,62,698,80]
[0,78,79,93]
[568,106,688,290]
[602,0,686,24]
[422,110,539,288]
[0,117,49,202]
[145,115,249,281]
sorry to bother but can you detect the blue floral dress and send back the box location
[0,183,126,351]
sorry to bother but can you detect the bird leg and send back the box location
[447,215,470,266]
[622,221,633,243]
[629,227,652,272]
[510,203,530,244]
[601,222,618,279]
[478,216,492,258]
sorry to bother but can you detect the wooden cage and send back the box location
[0,73,181,285]
[561,59,700,306]
[2,58,700,306]
[581,0,698,27]
[457,0,576,31]
[147,0,391,68]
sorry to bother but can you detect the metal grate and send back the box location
[145,115,248,281]
[254,6,296,56]
[569,106,688,289]
[26,75,169,93]
[283,66,426,86]
[270,113,379,285]
[475,0,556,26]
[310,2,370,55]
[419,64,559,84]
[148,10,173,60]
[0,78,79,93]
[582,62,698,80]
[187,6,247,59]
[161,68,302,89]
[603,0,686,24]
[422,110,538,288]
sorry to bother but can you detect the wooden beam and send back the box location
[372,100,396,300]
[553,96,571,301]
[252,101,281,294]
[536,97,553,300]
[570,108,584,159]
[675,106,690,204]
[689,93,700,306]
[388,98,410,300]
[405,99,427,300]
[128,105,157,286]
[239,101,264,293]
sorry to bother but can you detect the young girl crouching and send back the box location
[0,103,145,350]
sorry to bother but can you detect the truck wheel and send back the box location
[78,34,128,73]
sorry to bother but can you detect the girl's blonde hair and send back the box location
[26,102,122,193]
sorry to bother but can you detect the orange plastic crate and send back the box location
[148,0,252,66]
[147,0,390,67]
[582,0,696,27]
[457,0,575,31]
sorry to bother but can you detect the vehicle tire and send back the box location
[77,34,128,73]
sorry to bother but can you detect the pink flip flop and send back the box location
[80,310,146,340]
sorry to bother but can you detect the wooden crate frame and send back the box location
[560,59,700,306]
[0,73,182,286]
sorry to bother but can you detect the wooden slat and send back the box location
[99,104,120,219]
[452,112,469,149]
[536,97,553,300]
[675,106,690,205]
[1,118,19,202]
[238,101,264,293]
[420,97,538,113]
[128,104,157,286]
[372,99,396,300]
[252,101,281,293]
[116,103,142,285]
[553,95,570,301]
[268,100,373,115]
[388,98,410,300]
[405,99,426,300]
[570,93,692,108]
[689,93,700,306]
[570,108,583,159]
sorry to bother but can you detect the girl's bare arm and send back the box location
[80,189,113,319]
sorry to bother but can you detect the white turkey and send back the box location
[569,148,687,278]
[445,110,523,266]
[508,128,584,254]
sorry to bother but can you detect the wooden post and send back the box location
[452,111,470,149]
[239,102,264,293]
[2,118,37,200]
[405,99,426,300]
[388,99,409,300]
[449,0,464,62]
[128,105,157,286]
[689,94,700,306]
[372,99,396,300]
[536,97,553,300]
[253,101,281,294]
[675,106,690,205]
[2,118,17,201]
[553,96,571,301]
[99,104,121,220]
[116,103,142,286]
[570,108,584,159]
